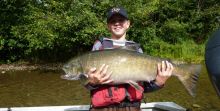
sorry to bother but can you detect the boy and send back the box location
[86,7,173,111]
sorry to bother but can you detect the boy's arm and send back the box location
[144,61,173,92]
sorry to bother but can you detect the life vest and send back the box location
[91,38,144,108]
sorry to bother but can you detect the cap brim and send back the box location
[107,13,128,22]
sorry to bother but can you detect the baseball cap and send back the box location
[107,7,128,22]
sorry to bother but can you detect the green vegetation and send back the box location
[0,0,219,63]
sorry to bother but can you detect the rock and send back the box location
[192,104,201,108]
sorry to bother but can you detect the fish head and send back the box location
[61,59,83,80]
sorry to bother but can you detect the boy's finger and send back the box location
[101,71,112,82]
[101,65,109,77]
[98,64,106,74]
[88,67,96,74]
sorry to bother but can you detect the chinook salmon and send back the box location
[61,48,201,96]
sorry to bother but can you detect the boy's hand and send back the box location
[155,61,173,86]
[88,64,113,85]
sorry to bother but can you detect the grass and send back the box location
[143,39,205,63]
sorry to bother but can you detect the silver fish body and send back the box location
[62,48,201,96]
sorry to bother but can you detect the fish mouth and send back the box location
[60,74,79,80]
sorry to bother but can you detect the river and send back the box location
[0,64,219,111]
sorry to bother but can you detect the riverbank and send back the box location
[0,63,63,71]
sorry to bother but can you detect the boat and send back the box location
[0,102,186,111]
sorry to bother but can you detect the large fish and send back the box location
[61,48,201,96]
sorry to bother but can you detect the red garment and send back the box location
[91,84,143,107]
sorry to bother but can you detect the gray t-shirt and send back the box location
[92,38,143,53]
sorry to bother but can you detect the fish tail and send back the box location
[175,64,202,97]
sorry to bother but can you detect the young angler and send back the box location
[86,7,173,111]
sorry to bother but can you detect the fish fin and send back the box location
[176,64,202,97]
[127,80,144,92]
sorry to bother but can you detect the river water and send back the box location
[0,65,220,111]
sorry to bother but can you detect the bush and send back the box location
[0,0,219,63]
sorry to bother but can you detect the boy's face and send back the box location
[107,14,130,38]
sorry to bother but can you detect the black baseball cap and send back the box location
[107,7,128,22]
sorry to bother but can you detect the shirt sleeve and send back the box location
[143,81,164,93]
[138,47,143,53]
[92,40,103,51]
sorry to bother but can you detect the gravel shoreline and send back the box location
[0,63,63,71]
